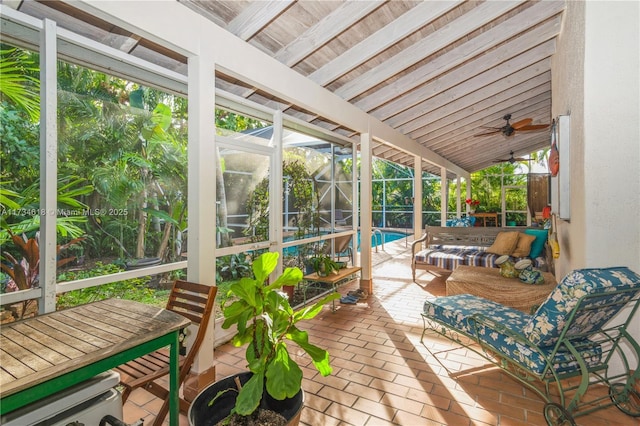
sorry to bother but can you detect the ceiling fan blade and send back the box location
[511,118,533,129]
[517,124,550,131]
[474,129,502,137]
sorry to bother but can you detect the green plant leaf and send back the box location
[252,251,278,283]
[229,278,259,307]
[288,327,332,376]
[141,207,179,225]
[267,267,303,291]
[294,292,340,321]
[235,372,264,416]
[265,343,303,400]
[221,299,249,329]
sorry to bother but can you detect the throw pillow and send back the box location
[446,217,474,227]
[524,229,548,258]
[486,231,519,255]
[512,233,536,257]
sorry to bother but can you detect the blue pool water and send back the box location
[283,230,407,256]
[361,231,407,248]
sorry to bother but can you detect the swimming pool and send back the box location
[362,230,407,248]
[282,229,407,255]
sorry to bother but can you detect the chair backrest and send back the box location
[523,267,640,346]
[333,234,353,254]
[167,280,217,375]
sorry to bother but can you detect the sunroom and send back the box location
[1,1,638,425]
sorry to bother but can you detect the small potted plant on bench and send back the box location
[309,254,339,277]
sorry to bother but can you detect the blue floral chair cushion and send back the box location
[423,294,602,375]
[523,267,640,346]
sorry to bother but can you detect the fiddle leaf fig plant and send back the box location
[219,251,340,416]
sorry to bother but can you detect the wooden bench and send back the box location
[411,226,551,281]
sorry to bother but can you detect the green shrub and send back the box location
[56,262,165,309]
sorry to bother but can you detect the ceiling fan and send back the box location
[475,114,550,137]
[493,151,531,164]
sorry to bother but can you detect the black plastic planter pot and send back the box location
[188,372,304,426]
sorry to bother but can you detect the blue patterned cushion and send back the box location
[415,245,544,271]
[423,294,602,375]
[445,217,476,227]
[523,267,640,346]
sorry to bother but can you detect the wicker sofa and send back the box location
[411,225,550,281]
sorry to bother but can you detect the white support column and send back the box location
[440,166,448,226]
[184,53,217,395]
[456,175,462,217]
[271,110,284,276]
[466,179,472,215]
[413,155,422,237]
[359,133,373,294]
[352,145,358,236]
[39,19,57,314]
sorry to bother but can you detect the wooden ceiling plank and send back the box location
[430,100,551,154]
[380,18,560,126]
[227,0,295,41]
[412,76,551,142]
[178,0,228,28]
[453,132,549,170]
[417,92,551,150]
[309,0,463,86]
[434,108,551,166]
[275,1,384,67]
[407,65,550,139]
[353,1,565,111]
[384,38,556,130]
[372,145,395,156]
[235,1,384,109]
[423,89,551,142]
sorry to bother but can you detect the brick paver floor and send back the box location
[124,235,638,426]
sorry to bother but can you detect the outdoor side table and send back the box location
[303,266,362,311]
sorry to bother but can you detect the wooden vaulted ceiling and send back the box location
[13,0,566,176]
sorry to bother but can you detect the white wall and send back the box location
[552,0,640,372]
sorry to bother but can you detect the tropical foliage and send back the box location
[1,42,543,309]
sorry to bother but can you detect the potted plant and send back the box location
[309,254,339,277]
[188,251,340,426]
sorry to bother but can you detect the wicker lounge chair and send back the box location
[421,267,640,425]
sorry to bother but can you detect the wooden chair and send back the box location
[323,234,353,264]
[115,280,217,426]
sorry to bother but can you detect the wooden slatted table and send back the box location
[0,298,189,425]
[470,212,499,227]
[303,266,362,311]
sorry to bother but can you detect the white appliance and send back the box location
[1,370,123,426]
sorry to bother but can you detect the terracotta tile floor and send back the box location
[124,237,639,426]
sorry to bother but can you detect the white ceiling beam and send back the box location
[275,1,384,67]
[436,105,551,157]
[414,78,551,144]
[69,0,468,177]
[227,0,294,41]
[382,18,560,127]
[353,0,565,112]
[237,1,384,99]
[454,130,550,170]
[386,38,557,129]
[408,64,551,140]
[308,0,463,86]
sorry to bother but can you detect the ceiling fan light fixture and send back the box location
[475,114,550,137]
